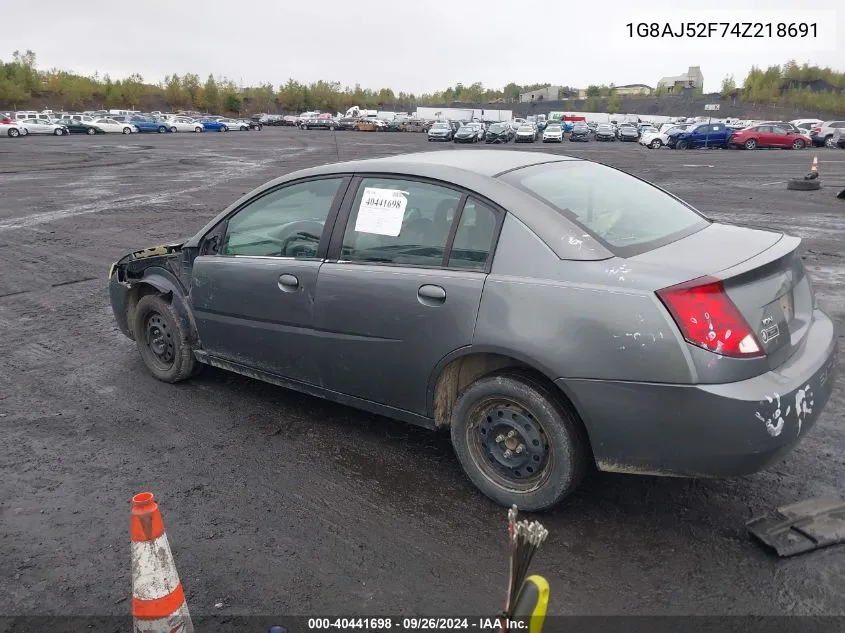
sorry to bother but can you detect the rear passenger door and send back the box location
[313,177,502,416]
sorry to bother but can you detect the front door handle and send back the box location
[278,274,299,292]
[418,284,446,305]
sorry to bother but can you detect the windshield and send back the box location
[500,161,709,255]
[518,125,533,132]
[432,123,449,129]
[490,124,506,131]
[546,125,561,131]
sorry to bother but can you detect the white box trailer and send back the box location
[415,107,474,121]
[479,109,512,122]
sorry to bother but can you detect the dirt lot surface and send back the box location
[1,128,844,621]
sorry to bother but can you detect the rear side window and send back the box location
[500,161,709,256]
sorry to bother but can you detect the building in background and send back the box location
[657,66,704,93]
[612,84,654,96]
[519,86,562,102]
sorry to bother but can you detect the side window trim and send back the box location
[441,193,469,267]
[200,175,352,259]
[445,196,504,272]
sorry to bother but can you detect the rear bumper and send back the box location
[558,309,838,478]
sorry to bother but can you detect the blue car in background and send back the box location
[129,116,171,133]
[198,119,228,132]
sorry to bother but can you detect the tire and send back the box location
[450,372,588,511]
[132,294,198,383]
[54,128,64,136]
[240,126,247,131]
[792,139,805,150]
[8,128,20,137]
[675,139,688,150]
[221,126,229,132]
[650,139,663,149]
[744,139,757,150]
[86,128,96,135]
[824,135,835,149]
[123,127,132,134]
[194,127,203,133]
[157,126,167,133]
[787,178,821,191]
[170,126,177,133]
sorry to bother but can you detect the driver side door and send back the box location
[190,176,349,385]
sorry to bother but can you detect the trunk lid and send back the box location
[632,223,811,370]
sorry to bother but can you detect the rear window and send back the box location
[500,161,709,255]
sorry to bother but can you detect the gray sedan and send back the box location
[108,150,837,511]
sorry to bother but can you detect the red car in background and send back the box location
[729,124,812,150]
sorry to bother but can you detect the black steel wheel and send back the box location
[450,372,588,511]
[132,294,198,382]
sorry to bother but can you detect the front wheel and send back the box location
[132,294,198,383]
[675,139,688,150]
[450,372,588,511]
[170,126,177,133]
[744,139,757,150]
[123,127,132,134]
[792,139,805,150]
[86,128,96,135]
[8,128,20,137]
[650,139,663,149]
[54,128,65,136]
[194,126,203,133]
[158,126,167,133]
[221,126,228,132]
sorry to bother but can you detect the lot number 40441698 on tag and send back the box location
[354,187,408,237]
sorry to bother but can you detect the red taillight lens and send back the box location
[812,127,821,133]
[657,276,764,358]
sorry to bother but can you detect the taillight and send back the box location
[812,127,821,133]
[657,276,764,358]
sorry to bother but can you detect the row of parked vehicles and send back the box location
[0,110,264,138]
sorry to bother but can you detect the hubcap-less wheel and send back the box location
[468,399,551,491]
[745,139,757,150]
[144,313,175,370]
[792,139,804,149]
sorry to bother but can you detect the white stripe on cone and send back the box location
[131,533,182,600]
[134,601,194,633]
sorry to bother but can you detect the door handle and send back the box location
[278,274,299,292]
[418,284,446,305]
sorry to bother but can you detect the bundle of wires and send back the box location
[501,505,549,632]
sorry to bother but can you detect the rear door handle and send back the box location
[278,274,299,292]
[418,284,446,305]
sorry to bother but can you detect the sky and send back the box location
[2,0,842,94]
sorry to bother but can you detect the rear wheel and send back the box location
[157,126,167,133]
[8,128,20,137]
[824,135,835,148]
[675,139,688,149]
[170,126,177,133]
[132,295,198,383]
[54,128,64,136]
[222,126,229,132]
[450,372,588,511]
[194,126,203,133]
[744,138,757,150]
[86,127,96,135]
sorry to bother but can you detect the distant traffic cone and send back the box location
[806,156,819,180]
[131,492,194,633]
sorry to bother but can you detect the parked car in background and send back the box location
[485,122,513,144]
[790,118,824,134]
[61,120,105,135]
[301,116,337,131]
[453,124,481,143]
[427,121,454,141]
[18,119,69,136]
[514,124,537,143]
[618,126,640,142]
[569,123,591,142]
[129,116,170,133]
[196,118,227,132]
[809,121,845,148]
[542,123,563,143]
[595,124,616,141]
[91,118,137,134]
[1,117,24,137]
[728,125,812,150]
[165,116,204,133]
[403,120,430,133]
[354,119,379,132]
[667,123,731,149]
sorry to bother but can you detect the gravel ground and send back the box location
[1,128,844,623]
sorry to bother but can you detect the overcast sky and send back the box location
[2,0,842,94]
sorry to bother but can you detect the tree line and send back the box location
[2,50,844,116]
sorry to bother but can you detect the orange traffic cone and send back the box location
[806,156,819,180]
[131,492,194,633]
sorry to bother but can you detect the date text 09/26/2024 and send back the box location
[306,617,527,631]
[626,22,817,38]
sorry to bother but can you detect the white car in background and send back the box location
[219,117,250,131]
[93,118,138,134]
[18,119,70,136]
[541,123,563,142]
[166,116,204,133]
[1,119,24,137]
[640,124,689,149]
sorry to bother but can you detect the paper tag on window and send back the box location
[354,188,408,237]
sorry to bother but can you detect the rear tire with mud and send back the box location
[132,294,198,383]
[450,372,589,511]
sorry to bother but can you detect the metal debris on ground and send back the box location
[747,498,845,557]
[501,505,549,632]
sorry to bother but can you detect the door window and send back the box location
[448,199,497,270]
[340,178,461,267]
[222,178,343,258]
